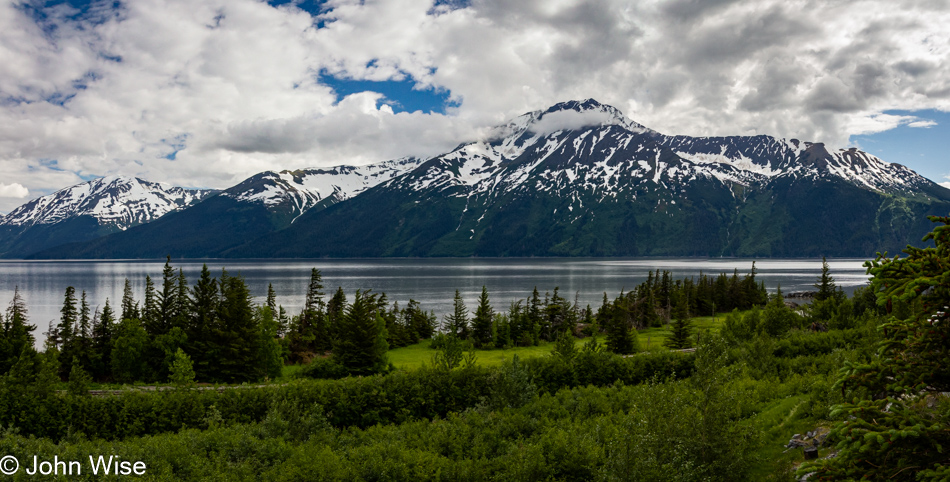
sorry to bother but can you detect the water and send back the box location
[0,258,871,346]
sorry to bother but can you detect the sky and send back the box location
[1,0,949,212]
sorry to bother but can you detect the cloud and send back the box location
[528,109,624,136]
[0,183,28,198]
[940,182,950,190]
[907,120,937,128]
[2,0,950,212]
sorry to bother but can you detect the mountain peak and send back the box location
[0,176,215,228]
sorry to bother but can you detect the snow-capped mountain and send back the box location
[222,99,949,258]
[391,99,931,202]
[1,176,215,229]
[28,99,950,259]
[222,157,423,222]
[0,176,215,258]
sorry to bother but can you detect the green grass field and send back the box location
[384,311,733,370]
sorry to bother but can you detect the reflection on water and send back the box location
[0,257,871,345]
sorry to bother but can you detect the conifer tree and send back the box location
[143,275,158,332]
[2,287,36,374]
[443,289,469,338]
[813,256,837,302]
[760,285,793,337]
[188,264,218,380]
[803,215,950,481]
[665,293,693,349]
[158,257,177,334]
[75,290,92,369]
[604,297,635,355]
[266,283,277,315]
[334,290,389,376]
[471,286,494,348]
[173,268,190,330]
[326,286,347,340]
[215,269,260,383]
[91,299,115,380]
[57,286,78,379]
[120,278,138,321]
[552,329,577,363]
[527,287,542,345]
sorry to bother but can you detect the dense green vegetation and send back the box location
[2,214,949,479]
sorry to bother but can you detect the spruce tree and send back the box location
[188,264,218,380]
[443,289,469,338]
[75,290,92,370]
[215,269,260,383]
[326,287,347,340]
[120,278,138,321]
[173,268,191,330]
[803,215,950,480]
[813,256,837,302]
[91,299,115,381]
[266,283,277,315]
[143,275,158,332]
[471,286,494,348]
[527,287,542,345]
[334,290,389,376]
[605,297,634,355]
[57,286,78,379]
[158,257,177,334]
[2,287,36,374]
[665,294,693,350]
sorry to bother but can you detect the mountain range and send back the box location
[7,99,950,259]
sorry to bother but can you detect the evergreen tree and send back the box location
[67,357,91,396]
[760,285,793,337]
[266,283,277,315]
[443,290,469,339]
[57,286,78,379]
[173,268,191,330]
[74,290,93,370]
[527,287,542,345]
[168,348,196,388]
[91,299,115,380]
[665,293,693,349]
[188,264,218,381]
[334,290,389,376]
[813,256,837,302]
[142,275,158,332]
[215,270,260,383]
[471,286,494,348]
[803,215,950,481]
[326,287,347,340]
[157,257,177,334]
[120,278,138,321]
[605,294,635,355]
[2,287,36,374]
[551,329,577,363]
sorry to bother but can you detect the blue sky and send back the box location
[851,110,950,184]
[1,0,950,211]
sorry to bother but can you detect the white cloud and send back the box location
[2,0,950,212]
[907,120,937,128]
[0,182,28,198]
[528,109,624,136]
[940,182,950,190]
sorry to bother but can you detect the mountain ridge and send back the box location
[19,99,950,259]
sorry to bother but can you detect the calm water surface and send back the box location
[0,258,871,345]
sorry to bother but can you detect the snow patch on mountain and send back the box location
[225,157,423,219]
[0,176,215,228]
